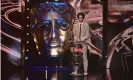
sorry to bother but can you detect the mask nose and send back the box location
[49,20,59,44]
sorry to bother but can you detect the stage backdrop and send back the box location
[106,1,133,79]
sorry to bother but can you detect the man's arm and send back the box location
[73,24,77,41]
[82,23,90,41]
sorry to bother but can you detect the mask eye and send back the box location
[40,21,51,35]
[40,24,50,28]
[41,20,51,28]
[56,19,69,30]
[60,22,69,30]
[40,25,49,35]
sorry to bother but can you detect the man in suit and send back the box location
[72,12,90,75]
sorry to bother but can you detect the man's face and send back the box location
[78,15,84,22]
[31,2,75,56]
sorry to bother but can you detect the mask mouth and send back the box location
[50,42,59,48]
[49,39,64,47]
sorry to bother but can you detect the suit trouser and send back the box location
[82,44,88,72]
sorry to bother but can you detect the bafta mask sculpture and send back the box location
[30,2,75,57]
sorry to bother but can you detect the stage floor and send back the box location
[8,67,105,80]
[3,67,133,80]
[2,65,133,80]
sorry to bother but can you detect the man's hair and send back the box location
[77,12,85,19]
